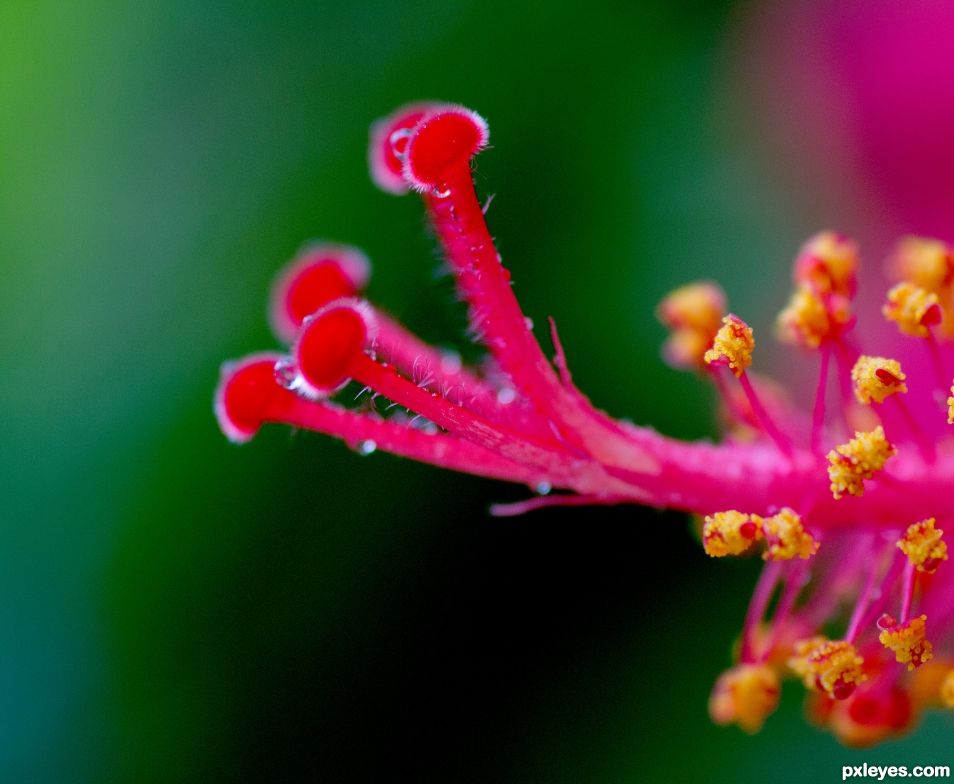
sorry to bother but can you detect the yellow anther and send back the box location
[826,426,897,500]
[708,664,780,734]
[702,511,762,557]
[942,670,954,709]
[883,282,942,338]
[789,636,829,686]
[794,231,859,297]
[776,285,851,349]
[791,639,866,699]
[656,282,726,371]
[897,518,948,573]
[879,615,933,671]
[761,508,819,560]
[851,356,907,405]
[661,328,712,372]
[909,660,954,708]
[657,281,726,333]
[890,236,954,293]
[704,314,754,377]
[948,384,954,425]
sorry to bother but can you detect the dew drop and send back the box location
[357,439,377,456]
[440,350,462,374]
[432,185,452,199]
[496,387,517,405]
[274,357,298,390]
[536,482,552,496]
[524,317,534,330]
[389,128,413,160]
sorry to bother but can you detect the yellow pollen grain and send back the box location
[656,281,725,333]
[796,639,867,699]
[897,518,948,573]
[761,508,819,560]
[890,236,954,293]
[662,329,711,372]
[656,282,726,372]
[702,511,762,557]
[942,670,954,709]
[704,315,754,377]
[789,636,829,688]
[883,282,941,338]
[708,664,780,734]
[827,426,896,500]
[851,356,907,405]
[879,615,933,671]
[796,231,858,297]
[776,285,831,349]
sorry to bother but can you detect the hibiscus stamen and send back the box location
[844,541,880,645]
[216,101,954,745]
[850,355,933,461]
[827,426,897,499]
[705,315,793,456]
[740,560,784,662]
[811,346,832,452]
[878,613,933,670]
[761,560,809,658]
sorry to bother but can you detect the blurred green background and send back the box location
[2,0,950,781]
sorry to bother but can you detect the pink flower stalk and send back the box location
[215,102,954,745]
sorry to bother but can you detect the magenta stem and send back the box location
[833,340,856,432]
[373,312,494,402]
[349,354,644,497]
[925,331,948,392]
[374,312,550,438]
[899,560,916,624]
[761,562,807,661]
[741,560,783,662]
[421,164,660,474]
[737,372,793,456]
[811,347,830,453]
[709,366,748,428]
[851,553,905,637]
[844,538,878,644]
[890,396,935,463]
[274,394,545,486]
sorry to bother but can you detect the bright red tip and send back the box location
[293,300,372,397]
[920,302,943,327]
[402,106,489,192]
[368,102,439,194]
[269,244,370,343]
[832,680,857,701]
[740,521,759,539]
[215,353,284,443]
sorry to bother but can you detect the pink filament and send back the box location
[811,346,830,453]
[737,372,794,456]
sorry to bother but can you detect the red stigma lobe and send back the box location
[294,303,369,395]
[403,107,489,191]
[215,354,284,443]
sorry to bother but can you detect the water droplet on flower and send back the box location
[524,317,534,330]
[432,185,451,199]
[440,351,462,374]
[536,481,552,496]
[388,128,413,160]
[496,387,516,405]
[357,439,377,456]
[274,357,298,390]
